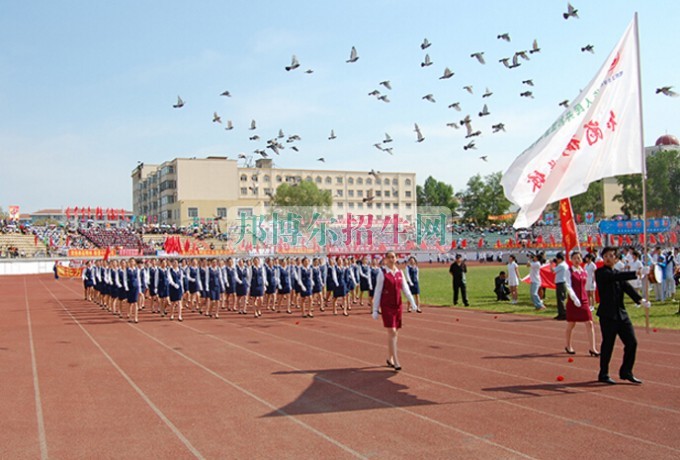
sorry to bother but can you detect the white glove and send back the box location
[641,299,651,309]
[372,310,379,320]
[573,298,581,308]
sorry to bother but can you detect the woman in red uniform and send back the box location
[565,251,600,356]
[372,251,420,371]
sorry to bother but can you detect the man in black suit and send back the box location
[449,254,469,306]
[595,246,648,385]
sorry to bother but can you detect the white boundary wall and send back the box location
[0,259,59,276]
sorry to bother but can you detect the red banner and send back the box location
[56,265,84,278]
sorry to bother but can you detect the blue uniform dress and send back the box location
[188,266,199,294]
[265,265,278,295]
[299,267,313,297]
[148,267,158,297]
[292,265,301,294]
[359,264,371,292]
[334,267,347,298]
[208,267,222,301]
[168,268,184,302]
[140,267,148,293]
[311,266,323,294]
[84,266,95,288]
[104,268,112,297]
[182,266,190,293]
[369,267,380,297]
[407,265,420,295]
[118,269,128,301]
[326,265,338,293]
[278,266,291,294]
[157,268,169,299]
[249,266,265,297]
[199,267,209,298]
[346,264,357,290]
[236,265,250,297]
[126,267,140,303]
[224,266,236,295]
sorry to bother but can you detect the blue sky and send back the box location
[1,0,678,213]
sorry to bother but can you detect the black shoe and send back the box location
[554,315,566,321]
[620,374,642,384]
[464,303,470,307]
[598,376,616,385]
[386,359,394,368]
[588,350,600,357]
[565,347,576,355]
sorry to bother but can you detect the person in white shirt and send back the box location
[584,253,598,309]
[552,253,569,320]
[627,250,643,295]
[506,255,520,304]
[527,253,545,310]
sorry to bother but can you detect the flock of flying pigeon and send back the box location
[171,2,676,168]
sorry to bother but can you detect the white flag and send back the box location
[502,15,643,228]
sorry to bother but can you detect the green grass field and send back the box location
[417,265,680,330]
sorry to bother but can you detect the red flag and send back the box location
[34,234,38,246]
[74,206,79,216]
[624,235,632,246]
[477,237,484,248]
[596,235,602,247]
[658,233,665,244]
[671,232,678,244]
[559,198,579,255]
[638,233,645,245]
[549,234,556,246]
[461,239,467,249]
[587,235,593,245]
[184,239,191,253]
[450,240,457,249]
[87,206,91,218]
[65,207,71,219]
[617,235,623,247]
[103,246,111,261]
[495,239,502,248]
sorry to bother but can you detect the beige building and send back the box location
[132,157,417,227]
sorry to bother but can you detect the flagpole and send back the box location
[634,12,651,332]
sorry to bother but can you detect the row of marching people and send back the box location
[80,255,423,322]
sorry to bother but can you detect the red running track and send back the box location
[1,274,679,459]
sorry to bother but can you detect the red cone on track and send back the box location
[556,375,565,382]
[567,358,574,363]
[653,328,658,333]
[456,318,460,322]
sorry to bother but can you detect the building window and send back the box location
[375,190,382,197]
[315,176,322,184]
[348,190,354,197]
[406,203,412,209]
[405,191,412,198]
[385,203,391,209]
[188,207,198,218]
[251,187,258,195]
[366,178,372,185]
[358,203,364,209]
[237,208,253,217]
[376,203,382,209]
[276,175,282,182]
[375,178,381,185]
[264,175,270,182]
[264,188,272,195]
[240,187,248,195]
[240,174,248,182]
[367,203,373,209]
[385,191,391,197]
[216,207,227,218]
[348,202,355,209]
[357,190,363,197]
[325,176,332,184]
[306,175,313,182]
[348,177,354,185]
[357,177,363,185]
[337,202,344,209]
[405,178,412,186]
[251,174,259,182]
[336,190,343,197]
[336,177,343,184]
[391,178,397,185]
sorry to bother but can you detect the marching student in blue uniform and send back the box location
[126,258,141,323]
[298,257,315,318]
[277,258,292,314]
[249,257,267,317]
[264,257,278,312]
[369,257,381,306]
[156,258,170,316]
[405,256,422,312]
[148,258,159,313]
[344,258,357,312]
[224,257,237,312]
[205,258,224,318]
[117,260,129,317]
[311,257,324,312]
[290,257,301,310]
[186,258,200,311]
[235,258,250,314]
[198,259,209,314]
[83,261,96,301]
[358,256,372,307]
[181,259,191,304]
[139,259,149,310]
[325,257,338,311]
[218,259,229,312]
[333,257,349,316]
[167,258,184,321]
[109,260,121,316]
[103,261,113,311]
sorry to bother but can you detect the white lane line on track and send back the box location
[213,316,680,455]
[24,279,48,460]
[39,279,205,460]
[172,322,536,460]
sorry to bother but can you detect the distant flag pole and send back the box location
[502,15,644,229]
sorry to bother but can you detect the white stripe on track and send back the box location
[39,279,205,460]
[24,279,48,460]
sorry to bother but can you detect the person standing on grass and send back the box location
[552,252,569,321]
[449,254,469,306]
[372,250,420,371]
[507,255,520,304]
[596,246,648,385]
[528,253,546,310]
[564,252,598,356]
[584,253,598,309]
[405,256,421,312]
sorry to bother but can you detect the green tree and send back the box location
[614,149,680,217]
[570,179,604,216]
[456,172,511,224]
[270,180,332,222]
[416,176,458,212]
